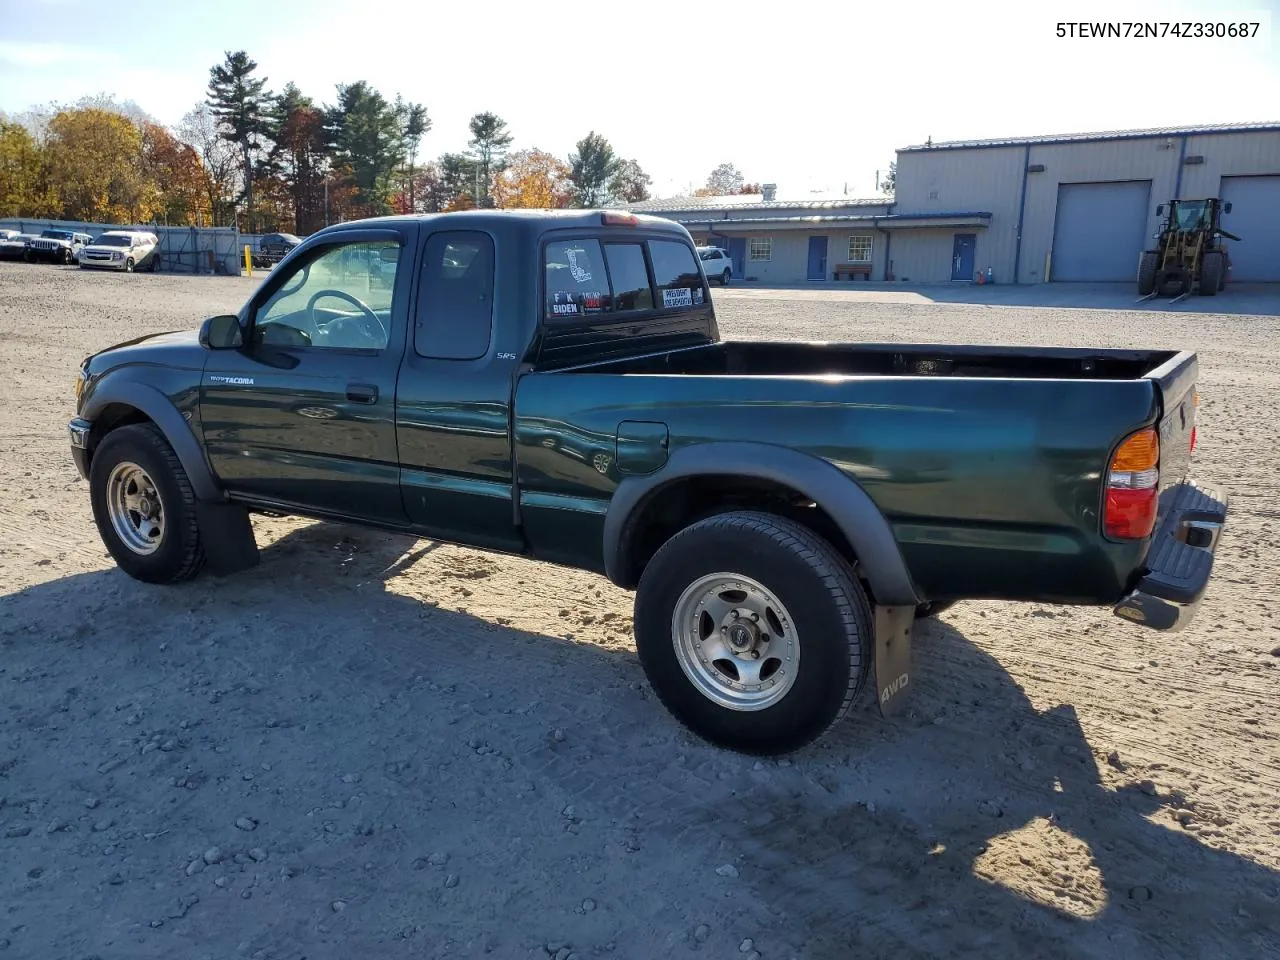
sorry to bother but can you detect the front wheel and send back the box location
[89,423,205,584]
[1199,251,1222,297]
[633,511,872,755]
[124,258,134,273]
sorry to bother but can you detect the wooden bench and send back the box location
[833,262,873,281]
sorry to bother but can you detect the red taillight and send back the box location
[1104,427,1159,539]
[1190,426,1196,452]
[601,211,638,226]
[1105,487,1158,539]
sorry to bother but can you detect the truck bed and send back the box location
[565,340,1182,382]
[516,341,1198,606]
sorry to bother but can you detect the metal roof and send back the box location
[629,195,890,213]
[680,211,992,228]
[899,121,1280,153]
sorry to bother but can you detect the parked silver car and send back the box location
[79,231,160,273]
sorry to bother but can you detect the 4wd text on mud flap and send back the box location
[880,672,909,704]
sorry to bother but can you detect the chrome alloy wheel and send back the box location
[671,573,799,711]
[106,461,165,555]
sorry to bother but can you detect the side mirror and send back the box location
[1155,204,1165,216]
[1223,201,1233,214]
[199,314,243,349]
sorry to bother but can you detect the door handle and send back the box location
[346,383,378,404]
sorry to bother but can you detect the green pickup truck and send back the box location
[68,210,1228,754]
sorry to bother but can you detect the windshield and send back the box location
[1172,201,1210,231]
[41,230,73,240]
[94,236,132,247]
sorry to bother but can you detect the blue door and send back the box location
[807,236,828,281]
[727,238,747,279]
[951,233,976,281]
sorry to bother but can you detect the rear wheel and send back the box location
[89,424,205,584]
[1199,251,1222,297]
[1137,251,1158,295]
[633,511,871,755]
[721,269,731,286]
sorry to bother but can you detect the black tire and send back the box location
[1199,251,1222,297]
[124,258,134,273]
[61,248,72,265]
[89,423,205,584]
[633,511,872,755]
[721,269,731,286]
[1137,251,1158,296]
[915,600,958,619]
[23,250,34,264]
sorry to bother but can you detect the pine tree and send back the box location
[569,131,619,207]
[206,51,273,232]
[466,112,513,207]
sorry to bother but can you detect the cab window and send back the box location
[253,239,400,350]
[545,239,611,319]
[415,231,495,360]
[648,240,705,310]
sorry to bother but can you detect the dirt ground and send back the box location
[1,263,1277,960]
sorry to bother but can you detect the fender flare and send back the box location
[82,379,224,502]
[602,441,920,607]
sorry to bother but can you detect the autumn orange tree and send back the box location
[141,122,214,225]
[44,108,150,222]
[0,120,55,217]
[491,148,574,209]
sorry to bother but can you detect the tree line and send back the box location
[0,50,654,233]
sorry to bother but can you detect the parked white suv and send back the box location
[79,231,159,273]
[697,246,732,285]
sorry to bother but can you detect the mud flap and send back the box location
[193,502,260,577]
[873,605,914,716]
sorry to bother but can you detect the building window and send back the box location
[847,236,873,262]
[749,238,772,261]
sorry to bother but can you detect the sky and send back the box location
[0,0,1276,200]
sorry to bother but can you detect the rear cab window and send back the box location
[543,234,706,320]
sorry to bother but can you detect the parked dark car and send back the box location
[0,231,36,261]
[257,233,301,261]
[66,209,1228,755]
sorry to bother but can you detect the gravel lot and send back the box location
[1,263,1278,960]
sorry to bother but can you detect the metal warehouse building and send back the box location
[636,121,1280,285]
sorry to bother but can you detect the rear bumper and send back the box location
[1113,481,1227,632]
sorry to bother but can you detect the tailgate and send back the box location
[1147,350,1198,490]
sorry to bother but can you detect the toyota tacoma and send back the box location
[67,210,1229,754]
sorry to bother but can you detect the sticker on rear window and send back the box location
[662,287,694,308]
[567,248,593,283]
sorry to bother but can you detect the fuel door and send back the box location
[616,421,669,476]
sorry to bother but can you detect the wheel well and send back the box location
[619,475,864,592]
[88,404,154,457]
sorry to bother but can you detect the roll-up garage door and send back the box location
[1051,180,1152,281]
[1218,176,1280,281]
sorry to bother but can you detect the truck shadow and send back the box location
[1,522,1276,959]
